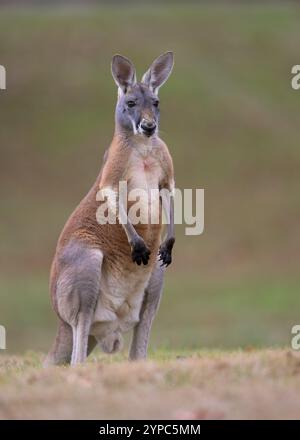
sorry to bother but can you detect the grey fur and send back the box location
[54,241,103,365]
[159,190,175,266]
[111,54,136,92]
[129,260,165,360]
[141,52,174,94]
[43,320,97,366]
[114,82,160,136]
[45,243,166,365]
[112,53,174,137]
[119,198,151,266]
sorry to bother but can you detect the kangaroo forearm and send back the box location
[118,201,151,266]
[161,192,175,243]
[118,201,140,244]
[159,193,175,267]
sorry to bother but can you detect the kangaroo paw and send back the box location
[131,238,151,266]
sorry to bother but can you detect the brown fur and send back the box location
[50,132,174,318]
[46,53,175,365]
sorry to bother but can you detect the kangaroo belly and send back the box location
[90,261,153,340]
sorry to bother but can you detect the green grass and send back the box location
[0,4,300,353]
[0,273,298,353]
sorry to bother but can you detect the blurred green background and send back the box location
[0,2,300,353]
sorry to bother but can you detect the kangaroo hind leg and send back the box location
[43,318,73,367]
[129,260,165,361]
[44,320,98,367]
[56,241,103,366]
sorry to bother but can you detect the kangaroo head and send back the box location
[111,52,174,138]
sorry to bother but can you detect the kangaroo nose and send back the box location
[140,119,156,135]
[142,120,156,129]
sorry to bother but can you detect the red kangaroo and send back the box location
[44,52,175,365]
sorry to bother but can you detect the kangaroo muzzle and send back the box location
[139,118,157,137]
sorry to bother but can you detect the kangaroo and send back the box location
[44,52,175,366]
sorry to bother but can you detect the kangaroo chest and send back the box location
[126,143,163,191]
[125,143,163,226]
[90,144,163,340]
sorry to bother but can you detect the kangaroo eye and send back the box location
[153,100,159,107]
[127,100,136,108]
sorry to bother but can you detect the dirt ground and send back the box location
[0,348,300,419]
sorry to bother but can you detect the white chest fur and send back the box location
[127,142,163,190]
[126,142,163,224]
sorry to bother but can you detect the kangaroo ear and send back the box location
[111,54,136,93]
[142,52,174,94]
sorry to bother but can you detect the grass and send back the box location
[1,348,300,419]
[0,3,299,421]
[1,274,299,353]
[0,3,300,354]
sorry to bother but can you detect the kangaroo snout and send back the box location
[139,118,156,137]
